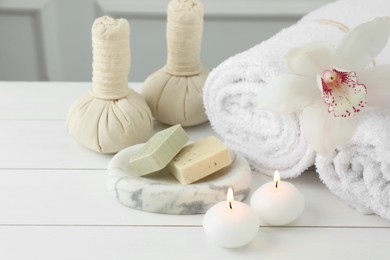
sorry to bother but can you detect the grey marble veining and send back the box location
[107,144,252,214]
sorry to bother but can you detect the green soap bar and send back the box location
[129,124,188,176]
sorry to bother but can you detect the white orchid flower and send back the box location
[258,17,390,157]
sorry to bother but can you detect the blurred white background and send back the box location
[0,0,333,82]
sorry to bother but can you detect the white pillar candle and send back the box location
[250,171,305,226]
[203,187,259,248]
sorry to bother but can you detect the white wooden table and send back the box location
[0,82,389,260]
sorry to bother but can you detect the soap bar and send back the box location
[129,124,188,176]
[168,136,233,184]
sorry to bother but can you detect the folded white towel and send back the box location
[203,0,390,178]
[316,109,390,220]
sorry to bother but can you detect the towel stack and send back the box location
[203,0,390,178]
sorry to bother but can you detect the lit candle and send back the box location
[203,187,259,248]
[250,170,305,226]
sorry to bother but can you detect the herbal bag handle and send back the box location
[142,0,209,127]
[67,16,153,153]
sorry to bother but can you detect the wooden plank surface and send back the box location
[1,82,389,259]
[0,82,88,120]
[0,168,387,227]
[0,226,389,260]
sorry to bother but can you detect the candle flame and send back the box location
[227,187,234,202]
[274,170,280,188]
[227,187,234,209]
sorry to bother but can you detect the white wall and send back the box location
[0,0,333,82]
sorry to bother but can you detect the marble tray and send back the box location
[107,143,252,215]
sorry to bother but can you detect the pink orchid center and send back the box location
[319,68,367,118]
[322,70,342,89]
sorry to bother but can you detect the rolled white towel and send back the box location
[316,109,390,220]
[203,0,390,178]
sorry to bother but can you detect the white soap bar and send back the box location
[168,136,233,184]
[128,124,188,176]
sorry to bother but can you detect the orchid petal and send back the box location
[302,100,356,157]
[257,74,320,114]
[357,65,390,107]
[334,17,390,71]
[286,41,335,77]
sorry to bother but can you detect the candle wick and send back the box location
[275,181,279,189]
[229,201,232,209]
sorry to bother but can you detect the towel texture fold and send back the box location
[203,0,390,178]
[316,109,390,220]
